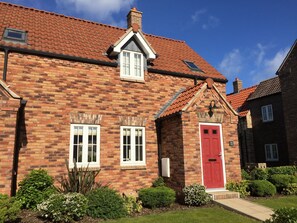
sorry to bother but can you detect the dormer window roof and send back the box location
[183,60,203,72]
[3,28,27,44]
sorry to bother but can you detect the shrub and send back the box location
[250,168,268,180]
[249,180,276,197]
[282,183,297,195]
[241,169,251,180]
[226,181,250,197]
[269,174,297,193]
[16,169,56,209]
[267,166,297,177]
[139,186,176,208]
[152,177,165,187]
[123,195,142,215]
[57,160,101,195]
[37,193,88,222]
[182,184,211,206]
[0,194,22,223]
[87,187,127,219]
[265,207,297,223]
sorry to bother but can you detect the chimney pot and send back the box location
[127,7,142,30]
[233,77,242,93]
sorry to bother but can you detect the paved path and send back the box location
[215,198,274,222]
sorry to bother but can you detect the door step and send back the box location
[208,191,240,200]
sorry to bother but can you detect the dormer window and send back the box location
[3,28,27,44]
[120,50,144,80]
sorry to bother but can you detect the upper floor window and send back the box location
[120,50,144,80]
[69,124,100,168]
[265,144,278,161]
[120,126,145,166]
[261,104,273,122]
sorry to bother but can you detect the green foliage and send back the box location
[241,169,251,180]
[139,186,176,209]
[226,181,250,197]
[282,183,297,195]
[267,166,297,177]
[87,187,127,219]
[152,177,165,187]
[182,184,211,206]
[269,174,297,193]
[250,168,268,180]
[0,194,22,223]
[37,193,88,222]
[249,180,276,197]
[16,169,55,209]
[265,207,297,223]
[123,195,143,215]
[57,160,101,195]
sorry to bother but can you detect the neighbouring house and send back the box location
[227,78,257,167]
[277,39,297,165]
[0,2,241,196]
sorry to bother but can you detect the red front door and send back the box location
[200,125,224,189]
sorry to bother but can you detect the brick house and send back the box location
[227,77,289,167]
[0,2,241,196]
[277,39,297,164]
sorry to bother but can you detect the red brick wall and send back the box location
[279,58,297,164]
[2,52,201,194]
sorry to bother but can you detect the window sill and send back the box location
[120,77,145,83]
[120,165,146,170]
[69,166,100,171]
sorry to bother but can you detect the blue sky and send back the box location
[3,0,297,93]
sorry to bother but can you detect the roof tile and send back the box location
[248,77,281,101]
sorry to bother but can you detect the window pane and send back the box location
[262,107,267,121]
[73,126,83,163]
[135,129,143,161]
[272,145,278,159]
[268,105,273,120]
[123,128,131,161]
[123,52,130,76]
[134,53,141,77]
[88,127,97,162]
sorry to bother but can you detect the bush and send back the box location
[87,187,127,219]
[226,181,250,197]
[250,168,268,180]
[152,177,165,187]
[282,183,297,195]
[123,195,142,215]
[57,160,101,195]
[0,194,22,223]
[139,186,176,208]
[269,174,297,193]
[267,166,297,177]
[182,184,211,206]
[265,207,297,223]
[249,180,276,197]
[37,193,88,222]
[241,169,251,180]
[16,169,56,209]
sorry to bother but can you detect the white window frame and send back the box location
[261,104,273,122]
[120,50,144,81]
[265,144,279,161]
[120,126,146,166]
[69,124,100,168]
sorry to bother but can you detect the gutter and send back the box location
[11,99,27,196]
[2,48,9,81]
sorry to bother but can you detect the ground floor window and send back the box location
[120,126,145,166]
[265,144,278,161]
[69,124,100,168]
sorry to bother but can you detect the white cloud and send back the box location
[218,49,242,78]
[191,9,207,23]
[191,9,219,30]
[56,0,135,23]
[202,15,220,30]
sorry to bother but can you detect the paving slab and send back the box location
[215,198,274,222]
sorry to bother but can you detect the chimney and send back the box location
[233,77,242,93]
[127,7,142,30]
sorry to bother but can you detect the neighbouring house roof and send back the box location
[248,77,281,101]
[226,85,257,116]
[277,39,297,75]
[0,79,21,99]
[0,2,226,82]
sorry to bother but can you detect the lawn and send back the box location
[105,206,258,223]
[252,195,297,209]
